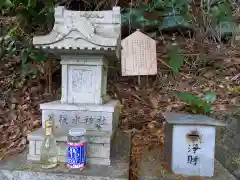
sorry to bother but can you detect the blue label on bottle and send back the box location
[67,142,87,169]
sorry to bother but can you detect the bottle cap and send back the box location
[68,128,86,137]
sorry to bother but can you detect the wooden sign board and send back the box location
[121,30,157,76]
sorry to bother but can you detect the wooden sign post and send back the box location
[121,29,157,84]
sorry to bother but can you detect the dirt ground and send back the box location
[0,34,239,179]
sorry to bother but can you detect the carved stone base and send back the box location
[0,130,131,180]
[40,100,120,132]
[27,128,115,165]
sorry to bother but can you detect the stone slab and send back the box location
[138,148,237,180]
[0,130,131,180]
[27,154,111,166]
[27,128,113,164]
[40,100,120,132]
[162,112,225,126]
[28,128,113,143]
[30,140,110,161]
[214,113,240,179]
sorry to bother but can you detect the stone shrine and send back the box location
[27,5,123,166]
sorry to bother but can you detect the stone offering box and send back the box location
[162,112,225,177]
[27,5,125,169]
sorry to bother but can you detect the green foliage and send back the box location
[1,0,55,30]
[201,0,237,37]
[167,45,184,73]
[160,14,189,29]
[121,8,159,29]
[20,46,46,65]
[208,1,234,22]
[0,0,55,77]
[121,0,237,74]
[0,0,13,8]
[176,92,217,114]
[203,92,217,103]
[121,0,190,30]
[0,0,237,78]
[121,0,237,37]
[0,36,16,59]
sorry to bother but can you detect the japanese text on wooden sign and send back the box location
[121,30,157,76]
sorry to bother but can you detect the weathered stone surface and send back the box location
[0,130,131,180]
[29,127,113,143]
[27,154,111,166]
[29,140,110,161]
[162,112,226,126]
[60,55,109,104]
[27,128,112,164]
[0,171,9,180]
[163,112,226,177]
[138,148,237,180]
[32,5,121,104]
[33,6,121,51]
[215,113,240,179]
[165,124,216,177]
[40,100,120,132]
[28,129,113,165]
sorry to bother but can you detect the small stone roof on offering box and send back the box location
[33,6,121,52]
[162,112,226,126]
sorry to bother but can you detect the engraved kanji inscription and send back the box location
[72,69,93,93]
[84,116,95,124]
[72,114,82,124]
[59,114,68,125]
[96,116,106,129]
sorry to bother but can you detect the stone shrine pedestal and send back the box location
[40,100,119,132]
[0,130,131,180]
[26,5,125,174]
[28,100,120,165]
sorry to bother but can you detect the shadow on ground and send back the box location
[215,110,240,179]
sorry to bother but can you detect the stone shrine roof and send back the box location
[33,6,121,52]
[162,112,226,126]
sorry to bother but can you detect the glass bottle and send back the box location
[40,117,58,169]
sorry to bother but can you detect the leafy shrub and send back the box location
[0,0,56,76]
[176,91,217,114]
[167,44,184,73]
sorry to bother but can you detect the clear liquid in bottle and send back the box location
[40,117,58,169]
